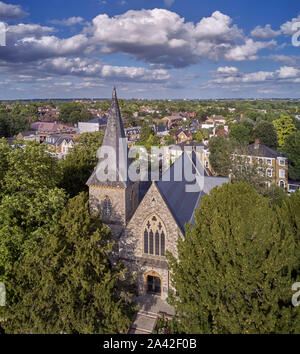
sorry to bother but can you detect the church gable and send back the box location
[119,182,183,262]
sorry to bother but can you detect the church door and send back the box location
[147,275,161,295]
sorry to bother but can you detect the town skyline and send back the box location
[0,0,300,100]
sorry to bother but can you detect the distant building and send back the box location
[31,121,75,135]
[125,126,141,146]
[44,134,75,159]
[156,125,169,138]
[78,117,107,134]
[233,140,289,189]
[16,131,39,142]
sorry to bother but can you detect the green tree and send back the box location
[2,141,61,195]
[208,136,232,176]
[229,120,254,145]
[193,130,204,143]
[253,120,278,149]
[283,131,300,180]
[168,183,299,334]
[273,115,296,149]
[139,122,152,143]
[1,193,136,334]
[163,135,175,146]
[0,141,66,283]
[59,131,104,197]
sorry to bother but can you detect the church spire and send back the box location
[87,87,130,188]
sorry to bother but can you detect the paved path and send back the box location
[128,295,175,334]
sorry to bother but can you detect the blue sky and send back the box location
[0,0,300,99]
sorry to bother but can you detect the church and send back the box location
[87,88,228,301]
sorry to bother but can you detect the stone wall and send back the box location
[119,182,183,298]
[89,185,126,226]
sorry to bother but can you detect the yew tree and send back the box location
[2,193,136,334]
[168,183,299,334]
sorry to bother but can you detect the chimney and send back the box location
[240,113,244,119]
[254,139,260,149]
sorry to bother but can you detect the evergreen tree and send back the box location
[208,136,232,176]
[229,120,254,145]
[1,193,136,334]
[253,120,278,149]
[168,183,299,334]
[59,131,103,197]
[283,131,300,181]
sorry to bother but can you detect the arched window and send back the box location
[143,215,166,257]
[103,196,112,216]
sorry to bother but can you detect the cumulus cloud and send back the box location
[0,56,170,84]
[224,38,276,61]
[213,65,300,85]
[50,17,84,26]
[0,1,28,20]
[217,66,239,75]
[89,9,272,68]
[7,24,55,37]
[281,14,300,35]
[250,24,280,39]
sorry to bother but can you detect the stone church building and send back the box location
[87,88,228,301]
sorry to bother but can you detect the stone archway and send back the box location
[144,270,162,296]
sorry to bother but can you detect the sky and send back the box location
[0,0,300,99]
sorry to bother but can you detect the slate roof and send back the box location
[155,151,228,234]
[157,125,168,133]
[87,88,132,188]
[247,143,285,159]
[44,134,74,146]
[88,117,108,125]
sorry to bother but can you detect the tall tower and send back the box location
[87,88,139,238]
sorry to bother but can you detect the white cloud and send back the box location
[281,14,300,35]
[7,24,55,37]
[276,66,300,79]
[224,38,276,61]
[250,24,280,39]
[0,1,28,20]
[37,57,170,83]
[90,9,270,67]
[50,17,84,26]
[213,65,300,85]
[217,66,239,75]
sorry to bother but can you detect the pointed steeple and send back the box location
[87,88,131,188]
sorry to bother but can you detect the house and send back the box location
[125,126,141,146]
[44,134,75,158]
[87,88,228,304]
[288,180,300,194]
[171,129,193,144]
[207,115,227,126]
[162,115,183,129]
[30,121,75,134]
[233,140,289,189]
[78,117,107,134]
[16,131,39,142]
[156,125,169,138]
[231,114,255,125]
